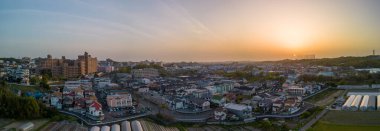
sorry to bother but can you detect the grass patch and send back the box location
[305,89,343,106]
[308,111,380,131]
[34,120,52,131]
[7,83,41,92]
[309,121,380,131]
[319,111,380,125]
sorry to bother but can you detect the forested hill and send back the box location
[265,55,380,68]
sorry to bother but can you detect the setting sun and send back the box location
[271,21,314,50]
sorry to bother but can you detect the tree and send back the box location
[0,80,6,87]
[30,77,39,85]
[0,86,57,119]
[118,67,132,73]
[158,103,168,114]
[39,75,50,90]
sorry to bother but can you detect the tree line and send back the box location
[0,84,58,119]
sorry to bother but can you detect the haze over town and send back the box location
[3,1,380,131]
[1,0,380,61]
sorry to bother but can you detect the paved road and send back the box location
[299,109,329,131]
[59,110,149,126]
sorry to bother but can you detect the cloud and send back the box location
[0,9,155,39]
[158,0,223,41]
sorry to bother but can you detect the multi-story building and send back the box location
[38,52,97,78]
[106,93,133,108]
[286,86,305,96]
[6,66,30,85]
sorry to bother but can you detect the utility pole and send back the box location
[373,50,376,56]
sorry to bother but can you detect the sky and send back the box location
[1,0,380,62]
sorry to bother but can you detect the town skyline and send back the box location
[1,0,380,61]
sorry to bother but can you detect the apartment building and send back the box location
[38,52,97,78]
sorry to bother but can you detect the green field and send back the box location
[309,122,380,131]
[308,111,380,131]
[7,83,41,92]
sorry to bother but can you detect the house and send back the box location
[64,81,82,90]
[73,88,84,98]
[259,98,273,113]
[272,100,284,114]
[205,86,217,95]
[251,95,263,108]
[224,103,252,118]
[63,96,73,109]
[214,108,227,121]
[84,90,96,97]
[88,101,104,120]
[94,77,111,88]
[224,93,237,103]
[187,97,210,111]
[192,89,211,99]
[73,98,86,110]
[233,86,255,96]
[62,87,72,95]
[138,87,149,93]
[284,97,301,114]
[50,92,62,109]
[214,82,235,94]
[168,98,185,110]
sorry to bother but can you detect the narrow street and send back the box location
[299,109,329,131]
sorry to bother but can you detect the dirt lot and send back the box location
[306,89,344,107]
[314,90,344,106]
[1,119,49,131]
[40,121,87,131]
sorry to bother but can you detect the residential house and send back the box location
[186,97,210,111]
[214,82,235,94]
[251,95,263,109]
[64,81,82,90]
[284,97,302,114]
[233,86,255,96]
[224,103,252,118]
[214,108,227,121]
[87,101,104,120]
[192,89,211,99]
[259,98,273,113]
[50,92,62,109]
[63,96,74,109]
[84,90,96,97]
[73,98,86,110]
[168,98,185,110]
[272,100,284,114]
[73,87,84,98]
[138,87,149,93]
[94,77,111,88]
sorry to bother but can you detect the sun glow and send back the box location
[277,26,310,49]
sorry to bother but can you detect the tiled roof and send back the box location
[89,101,102,110]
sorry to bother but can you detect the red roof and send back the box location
[89,101,102,110]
